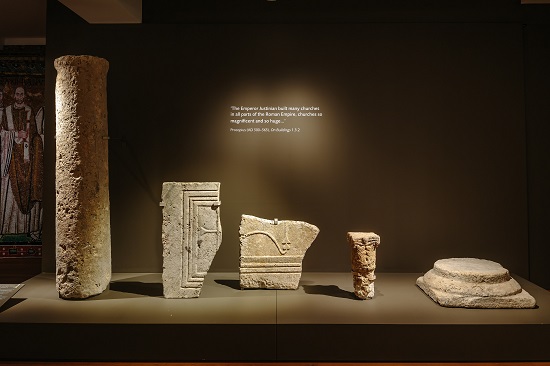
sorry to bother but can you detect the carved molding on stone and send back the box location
[239,214,319,290]
[161,182,222,298]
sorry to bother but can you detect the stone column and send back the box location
[54,55,111,299]
[347,232,380,299]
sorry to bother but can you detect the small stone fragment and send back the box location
[346,232,381,299]
[239,214,319,289]
[161,182,222,298]
[416,258,536,308]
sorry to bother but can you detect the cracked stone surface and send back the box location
[347,232,381,299]
[161,182,222,298]
[417,258,536,308]
[239,214,319,289]
[54,55,111,300]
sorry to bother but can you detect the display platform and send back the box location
[0,272,548,362]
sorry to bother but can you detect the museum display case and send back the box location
[1,0,550,362]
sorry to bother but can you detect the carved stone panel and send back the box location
[161,182,221,298]
[239,214,319,290]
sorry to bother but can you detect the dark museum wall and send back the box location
[43,0,550,288]
[524,23,550,289]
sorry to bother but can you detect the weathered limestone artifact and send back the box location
[55,55,111,299]
[161,182,222,298]
[417,258,536,308]
[239,214,319,289]
[347,232,381,299]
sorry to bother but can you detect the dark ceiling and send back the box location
[0,0,47,40]
[1,0,550,43]
[142,0,550,23]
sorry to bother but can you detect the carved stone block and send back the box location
[239,214,319,289]
[54,55,111,299]
[347,232,381,299]
[161,182,222,298]
[416,258,536,308]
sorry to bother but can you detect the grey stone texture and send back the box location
[417,258,536,308]
[347,232,381,299]
[54,55,111,299]
[239,214,319,289]
[161,182,222,298]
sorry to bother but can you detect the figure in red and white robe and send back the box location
[0,86,43,239]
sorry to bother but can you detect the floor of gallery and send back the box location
[0,272,548,362]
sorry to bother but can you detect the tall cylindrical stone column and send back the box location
[347,232,381,300]
[54,55,110,299]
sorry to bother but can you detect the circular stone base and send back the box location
[423,267,522,297]
[433,258,510,283]
[417,258,536,309]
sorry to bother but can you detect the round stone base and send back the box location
[417,258,536,309]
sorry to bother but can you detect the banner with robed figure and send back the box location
[0,46,44,258]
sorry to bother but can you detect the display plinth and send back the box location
[0,272,548,362]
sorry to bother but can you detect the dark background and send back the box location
[43,0,550,288]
